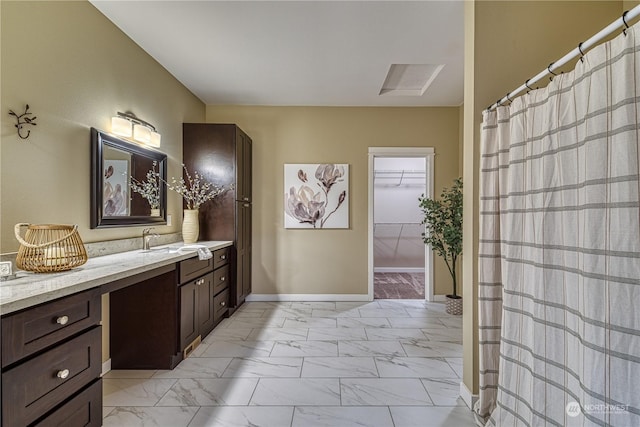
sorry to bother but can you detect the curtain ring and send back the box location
[622,10,630,36]
[578,42,585,63]
[525,79,533,91]
[548,63,557,81]
[506,92,512,103]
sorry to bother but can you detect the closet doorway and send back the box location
[367,147,434,301]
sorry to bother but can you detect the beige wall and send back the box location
[0,1,205,254]
[1,1,205,363]
[463,0,623,395]
[206,106,461,297]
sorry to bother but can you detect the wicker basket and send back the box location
[14,223,88,273]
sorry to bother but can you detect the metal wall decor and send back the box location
[8,104,37,140]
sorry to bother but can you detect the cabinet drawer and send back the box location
[2,327,102,427]
[213,247,230,269]
[214,288,229,322]
[1,288,101,368]
[179,256,213,284]
[213,264,230,294]
[34,378,102,427]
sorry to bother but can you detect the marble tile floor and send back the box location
[103,299,475,427]
[373,273,426,300]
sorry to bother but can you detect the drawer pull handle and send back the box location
[220,301,226,307]
[56,315,69,325]
[220,276,226,282]
[57,369,70,379]
[220,255,226,260]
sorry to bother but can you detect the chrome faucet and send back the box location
[142,228,159,250]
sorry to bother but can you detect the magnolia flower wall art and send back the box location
[284,163,349,229]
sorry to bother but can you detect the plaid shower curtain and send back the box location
[476,21,640,427]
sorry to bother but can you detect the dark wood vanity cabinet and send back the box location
[1,289,102,427]
[178,247,230,357]
[109,267,181,370]
[183,123,253,309]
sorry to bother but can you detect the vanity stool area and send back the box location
[0,241,236,427]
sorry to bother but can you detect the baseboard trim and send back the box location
[460,381,478,410]
[245,294,371,302]
[374,267,424,273]
[245,294,448,303]
[101,359,111,377]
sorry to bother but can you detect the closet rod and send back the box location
[486,6,640,111]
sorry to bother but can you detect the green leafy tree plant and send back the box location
[419,178,463,298]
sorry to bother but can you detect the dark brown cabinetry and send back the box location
[179,247,230,357]
[109,267,181,370]
[1,289,102,426]
[183,124,253,309]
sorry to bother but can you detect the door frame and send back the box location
[367,147,435,301]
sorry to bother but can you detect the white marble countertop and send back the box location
[0,241,233,315]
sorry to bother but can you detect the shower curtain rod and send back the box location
[486,5,640,111]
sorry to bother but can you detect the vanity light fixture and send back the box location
[111,111,161,148]
[133,123,151,144]
[111,115,132,137]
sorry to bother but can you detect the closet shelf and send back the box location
[374,170,426,186]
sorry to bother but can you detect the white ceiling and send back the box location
[91,1,464,107]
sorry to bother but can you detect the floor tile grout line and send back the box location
[184,405,201,427]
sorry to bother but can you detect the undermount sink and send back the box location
[140,247,172,253]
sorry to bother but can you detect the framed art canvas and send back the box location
[284,163,349,229]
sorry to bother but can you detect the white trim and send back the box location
[460,381,478,410]
[367,147,435,156]
[245,294,370,302]
[374,267,424,273]
[101,359,111,377]
[368,147,435,302]
[425,152,435,301]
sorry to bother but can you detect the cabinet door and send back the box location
[235,128,252,203]
[234,201,252,305]
[243,135,252,202]
[197,273,215,338]
[179,283,198,350]
[242,202,252,298]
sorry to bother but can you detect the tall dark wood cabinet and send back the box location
[183,123,252,309]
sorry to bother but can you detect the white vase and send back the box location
[150,208,160,217]
[182,209,199,244]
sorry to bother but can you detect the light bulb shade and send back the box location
[133,124,151,144]
[149,131,161,148]
[112,116,132,137]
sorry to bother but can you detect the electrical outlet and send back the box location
[0,261,12,277]
[167,214,172,226]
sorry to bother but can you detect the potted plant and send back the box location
[419,178,463,315]
[168,165,230,244]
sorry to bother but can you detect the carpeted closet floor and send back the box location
[374,272,425,299]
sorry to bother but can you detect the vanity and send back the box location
[0,241,232,427]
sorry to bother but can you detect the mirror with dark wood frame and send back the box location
[90,127,167,228]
